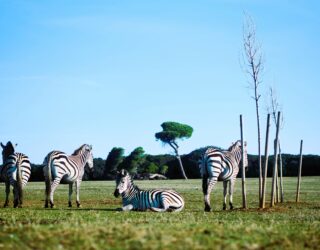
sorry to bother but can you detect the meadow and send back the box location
[0,177,319,250]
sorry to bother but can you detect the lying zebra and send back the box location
[114,169,184,212]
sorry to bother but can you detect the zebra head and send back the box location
[1,141,16,164]
[228,140,248,167]
[73,144,94,170]
[114,169,131,197]
[84,144,94,170]
[243,141,248,168]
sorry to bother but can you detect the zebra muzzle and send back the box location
[114,189,120,197]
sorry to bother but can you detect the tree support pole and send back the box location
[296,140,303,202]
[240,115,247,209]
[271,112,281,207]
[261,114,270,208]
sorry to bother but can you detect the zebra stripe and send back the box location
[199,140,248,211]
[1,142,31,208]
[114,169,184,212]
[43,144,93,208]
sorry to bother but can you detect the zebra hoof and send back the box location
[50,203,55,208]
[77,203,82,208]
[68,202,72,208]
[3,203,9,208]
[223,205,227,210]
[204,205,211,212]
[230,203,234,210]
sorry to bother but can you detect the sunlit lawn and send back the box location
[0,177,319,249]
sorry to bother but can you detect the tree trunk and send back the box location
[254,86,262,202]
[169,142,188,180]
[176,154,188,180]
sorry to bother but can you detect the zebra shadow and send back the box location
[35,207,118,211]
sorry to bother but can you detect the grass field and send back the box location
[0,177,319,250]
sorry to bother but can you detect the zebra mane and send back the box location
[227,140,241,152]
[117,169,140,191]
[128,174,140,191]
[204,147,217,154]
[72,144,87,156]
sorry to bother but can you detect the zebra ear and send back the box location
[89,145,92,150]
[0,142,4,149]
[244,141,247,147]
[120,169,125,176]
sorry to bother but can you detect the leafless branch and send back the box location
[241,12,264,202]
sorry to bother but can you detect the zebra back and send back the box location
[199,140,247,180]
[3,152,31,187]
[43,144,93,183]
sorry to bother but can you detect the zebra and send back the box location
[198,140,248,212]
[43,144,94,208]
[114,169,184,212]
[1,141,31,208]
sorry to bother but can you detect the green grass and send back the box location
[0,177,319,250]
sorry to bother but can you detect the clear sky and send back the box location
[0,1,319,164]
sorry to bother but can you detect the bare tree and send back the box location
[241,14,264,202]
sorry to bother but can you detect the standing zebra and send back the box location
[1,141,31,208]
[199,140,248,212]
[114,169,184,212]
[43,144,93,208]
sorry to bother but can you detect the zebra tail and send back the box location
[44,153,53,195]
[48,153,52,184]
[16,160,23,204]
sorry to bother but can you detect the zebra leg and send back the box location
[150,207,167,212]
[49,177,62,208]
[203,177,217,212]
[75,180,82,208]
[44,179,50,208]
[229,179,236,210]
[202,177,210,212]
[120,204,134,211]
[151,199,169,212]
[13,183,19,208]
[223,181,228,210]
[4,181,10,207]
[68,183,73,207]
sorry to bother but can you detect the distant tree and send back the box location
[159,165,169,175]
[104,147,124,177]
[145,162,159,174]
[83,158,105,180]
[241,14,264,201]
[155,121,193,179]
[118,147,146,174]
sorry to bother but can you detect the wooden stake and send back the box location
[271,112,281,207]
[261,114,270,208]
[240,115,247,209]
[279,143,284,202]
[296,140,303,202]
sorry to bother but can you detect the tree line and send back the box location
[25,146,320,181]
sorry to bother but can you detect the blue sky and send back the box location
[0,1,319,163]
